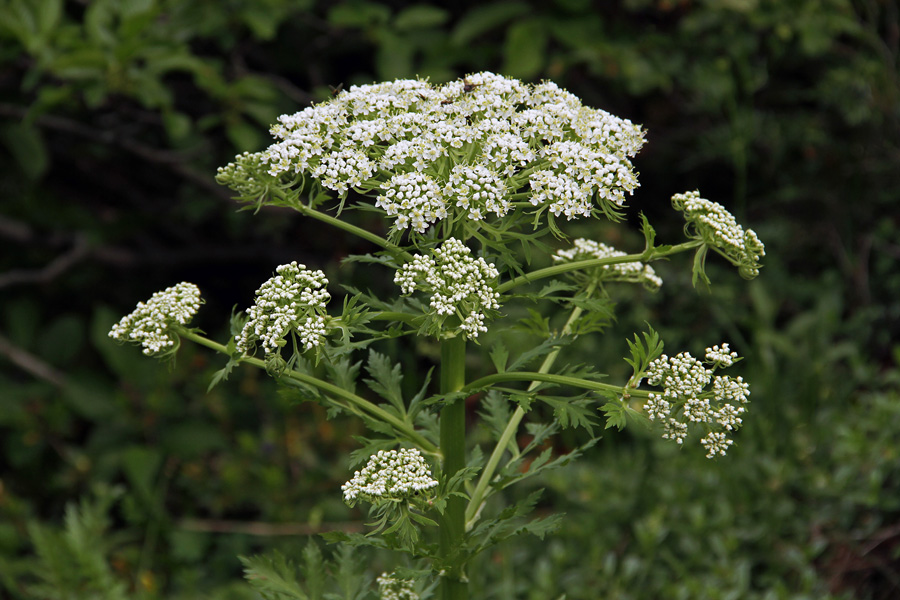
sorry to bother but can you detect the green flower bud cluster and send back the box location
[553,237,662,290]
[376,572,419,600]
[672,191,765,279]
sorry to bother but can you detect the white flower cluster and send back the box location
[553,237,662,290]
[643,345,750,458]
[236,262,331,355]
[341,449,438,504]
[377,572,419,600]
[394,238,500,339]
[672,191,766,279]
[220,72,646,234]
[108,282,202,356]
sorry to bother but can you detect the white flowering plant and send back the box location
[109,73,765,599]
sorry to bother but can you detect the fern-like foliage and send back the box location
[12,486,130,600]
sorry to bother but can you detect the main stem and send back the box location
[439,333,467,600]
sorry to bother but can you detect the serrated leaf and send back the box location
[536,280,577,298]
[511,393,534,412]
[363,350,405,414]
[489,342,509,374]
[512,513,563,540]
[540,395,596,433]
[207,356,239,392]
[514,308,551,337]
[507,336,565,372]
[478,391,515,453]
[324,357,361,395]
[240,551,309,600]
[300,542,325,600]
[601,401,628,431]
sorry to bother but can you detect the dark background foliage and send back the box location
[1,0,898,598]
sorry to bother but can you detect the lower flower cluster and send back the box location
[376,572,419,600]
[394,238,500,339]
[341,449,438,505]
[108,282,202,356]
[643,343,750,458]
[236,262,331,355]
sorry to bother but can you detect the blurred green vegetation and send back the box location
[1,0,898,598]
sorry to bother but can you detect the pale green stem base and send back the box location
[439,333,468,600]
[464,282,598,526]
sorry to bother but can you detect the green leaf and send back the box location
[508,336,567,372]
[394,5,448,31]
[601,401,628,431]
[36,0,62,38]
[375,30,414,80]
[0,121,48,180]
[539,395,596,433]
[207,356,239,392]
[640,212,656,250]
[503,19,547,78]
[624,325,664,385]
[514,308,551,337]
[692,244,712,288]
[227,119,265,152]
[363,349,405,414]
[324,356,361,395]
[452,2,530,46]
[300,541,325,600]
[240,551,309,600]
[489,342,509,373]
[328,1,390,28]
[478,390,514,452]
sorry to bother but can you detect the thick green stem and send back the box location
[178,330,438,455]
[439,333,467,600]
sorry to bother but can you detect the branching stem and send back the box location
[497,240,702,294]
[178,330,438,454]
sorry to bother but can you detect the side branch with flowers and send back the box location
[108,73,765,600]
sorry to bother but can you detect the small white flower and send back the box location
[705,343,738,367]
[700,431,734,458]
[109,282,202,356]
